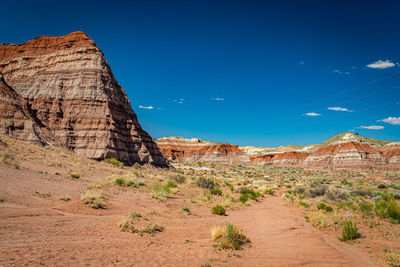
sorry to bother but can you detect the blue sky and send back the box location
[1,0,399,146]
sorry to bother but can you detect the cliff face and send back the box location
[156,136,250,164]
[0,31,168,167]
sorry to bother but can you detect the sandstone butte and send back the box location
[156,136,250,164]
[157,133,400,170]
[0,31,168,167]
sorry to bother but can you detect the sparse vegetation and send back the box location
[196,177,215,189]
[81,191,105,209]
[317,202,333,212]
[340,220,361,241]
[152,183,171,200]
[104,157,124,167]
[211,204,226,215]
[70,173,80,179]
[211,223,250,250]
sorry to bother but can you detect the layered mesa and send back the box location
[0,31,168,167]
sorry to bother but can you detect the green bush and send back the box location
[299,201,309,208]
[104,158,124,167]
[211,204,226,215]
[166,179,177,188]
[81,191,105,209]
[264,188,275,195]
[375,200,400,223]
[152,183,170,200]
[209,187,223,196]
[240,188,259,200]
[340,220,361,241]
[133,162,142,169]
[70,173,80,179]
[171,174,186,184]
[358,200,373,217]
[196,177,215,189]
[182,207,191,215]
[239,194,248,204]
[317,202,333,212]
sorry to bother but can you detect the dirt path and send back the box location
[0,166,379,266]
[225,196,377,266]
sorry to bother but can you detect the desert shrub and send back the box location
[239,194,248,204]
[209,187,223,196]
[182,207,191,215]
[211,223,250,250]
[142,223,164,234]
[293,187,305,194]
[166,179,177,188]
[81,191,105,209]
[378,184,387,189]
[299,201,309,208]
[264,188,275,195]
[224,181,234,192]
[70,173,80,179]
[338,200,357,211]
[358,200,373,217]
[170,174,186,184]
[152,183,170,200]
[326,187,349,201]
[104,157,124,167]
[340,220,361,241]
[60,197,71,201]
[196,177,215,189]
[351,188,371,197]
[240,188,259,200]
[119,218,137,233]
[114,177,126,186]
[0,152,14,165]
[133,162,142,169]
[317,202,333,212]
[307,186,327,198]
[130,212,142,218]
[211,204,226,215]
[375,200,400,223]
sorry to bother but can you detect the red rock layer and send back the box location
[248,142,400,170]
[156,137,250,164]
[0,32,168,167]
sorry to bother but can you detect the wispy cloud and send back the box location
[138,105,154,110]
[172,98,185,104]
[210,97,224,101]
[359,125,384,130]
[367,60,396,69]
[333,69,351,75]
[303,112,321,117]
[379,116,400,125]
[299,61,305,66]
[328,107,352,112]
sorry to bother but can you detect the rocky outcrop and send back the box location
[246,133,399,170]
[156,136,250,164]
[0,31,168,167]
[0,73,54,145]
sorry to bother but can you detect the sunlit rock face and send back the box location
[0,31,168,167]
[156,136,250,164]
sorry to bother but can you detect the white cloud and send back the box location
[359,125,384,130]
[379,116,400,125]
[299,61,304,66]
[138,105,154,110]
[328,107,352,112]
[366,60,396,69]
[172,98,184,104]
[210,97,224,101]
[303,112,321,117]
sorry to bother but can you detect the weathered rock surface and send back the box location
[156,136,250,164]
[158,133,399,170]
[247,133,400,170]
[0,31,168,167]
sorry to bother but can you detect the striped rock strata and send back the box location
[156,136,250,164]
[0,31,168,167]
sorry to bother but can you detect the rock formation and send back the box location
[157,133,399,170]
[156,136,250,164]
[0,31,168,167]
[245,133,400,170]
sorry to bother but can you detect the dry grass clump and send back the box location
[119,217,163,235]
[211,223,250,250]
[81,191,106,209]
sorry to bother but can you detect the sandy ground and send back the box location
[0,164,381,267]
